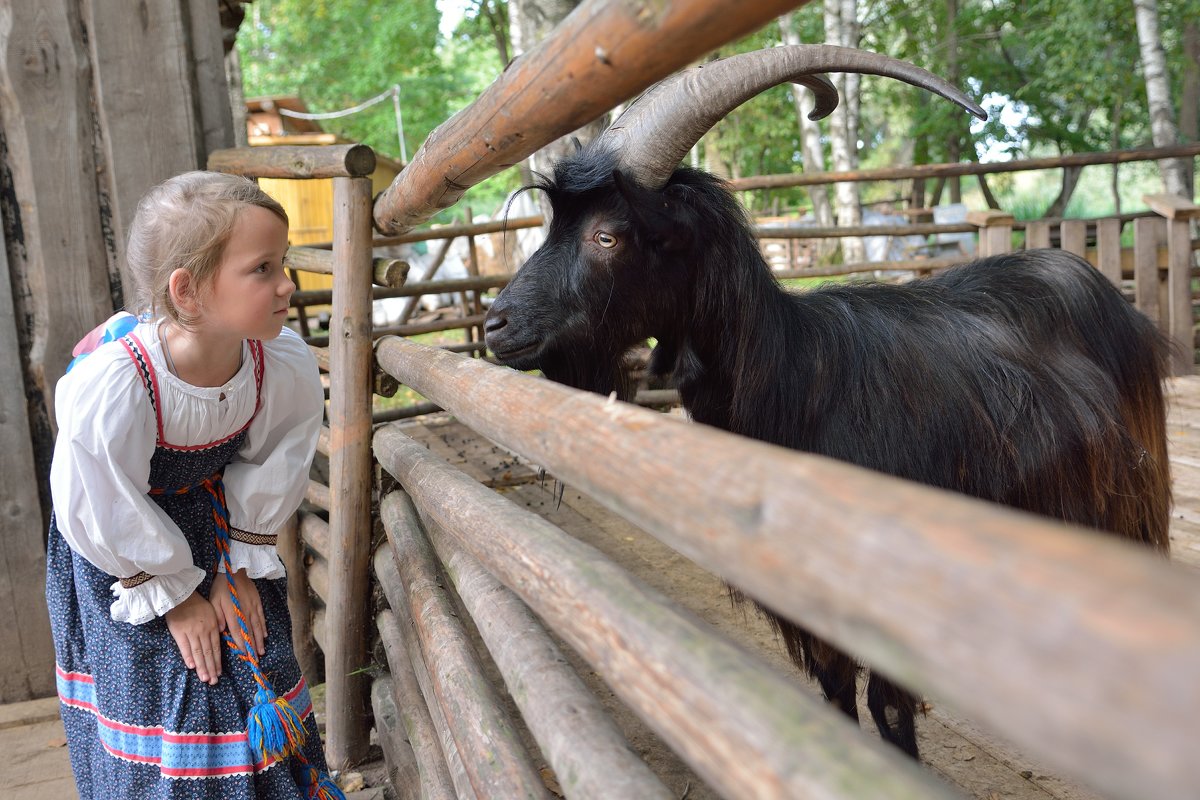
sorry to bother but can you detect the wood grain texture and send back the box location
[370,676,424,800]
[372,0,818,233]
[375,336,1200,800]
[324,177,376,766]
[208,144,376,178]
[374,425,958,800]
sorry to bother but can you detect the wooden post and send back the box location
[1096,218,1123,286]
[1025,220,1052,249]
[1060,219,1088,258]
[1133,217,1167,329]
[1144,194,1198,375]
[325,175,375,767]
[370,677,423,800]
[967,210,1014,257]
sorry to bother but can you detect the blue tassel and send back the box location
[303,765,348,800]
[246,686,307,761]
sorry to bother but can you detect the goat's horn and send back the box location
[597,44,987,191]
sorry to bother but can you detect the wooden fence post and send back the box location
[1133,216,1168,334]
[1144,194,1198,375]
[1025,220,1052,249]
[325,175,376,767]
[1059,219,1088,258]
[1095,218,1123,286]
[967,210,1014,257]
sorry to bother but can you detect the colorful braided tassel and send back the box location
[247,685,308,762]
[302,763,348,800]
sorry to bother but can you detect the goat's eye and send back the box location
[593,231,618,249]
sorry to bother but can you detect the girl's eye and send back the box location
[594,231,617,248]
[255,263,270,274]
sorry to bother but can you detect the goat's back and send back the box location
[751,249,1171,550]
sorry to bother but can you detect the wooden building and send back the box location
[0,0,235,702]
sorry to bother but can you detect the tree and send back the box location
[823,0,864,261]
[778,11,834,233]
[1134,0,1192,197]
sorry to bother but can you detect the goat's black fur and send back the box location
[485,151,1172,758]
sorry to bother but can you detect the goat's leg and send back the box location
[763,605,860,721]
[866,672,920,759]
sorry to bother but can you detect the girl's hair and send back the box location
[126,171,288,327]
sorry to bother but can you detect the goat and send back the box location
[483,45,1172,759]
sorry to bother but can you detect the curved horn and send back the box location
[596,44,988,190]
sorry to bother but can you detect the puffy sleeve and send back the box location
[50,345,205,625]
[222,328,324,579]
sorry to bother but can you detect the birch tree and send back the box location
[1133,0,1192,197]
[823,0,863,262]
[779,11,834,234]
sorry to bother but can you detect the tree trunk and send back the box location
[823,0,863,262]
[1044,165,1084,218]
[778,12,834,239]
[1133,0,1191,198]
[945,0,962,203]
[1112,92,1124,215]
[1181,20,1199,189]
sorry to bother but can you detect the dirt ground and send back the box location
[10,379,1200,800]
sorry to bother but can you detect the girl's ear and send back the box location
[168,269,200,316]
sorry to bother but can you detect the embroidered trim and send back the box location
[230,527,277,547]
[120,334,165,445]
[55,664,311,779]
[119,572,154,589]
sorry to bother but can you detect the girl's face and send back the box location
[201,205,294,341]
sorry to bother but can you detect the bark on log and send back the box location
[374,336,1200,800]
[373,0,820,233]
[379,492,549,800]
[277,514,321,686]
[208,144,376,178]
[286,246,410,287]
[374,426,956,800]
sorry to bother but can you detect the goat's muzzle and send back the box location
[484,305,542,367]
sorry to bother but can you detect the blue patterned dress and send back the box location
[46,325,331,798]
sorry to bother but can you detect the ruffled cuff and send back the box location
[109,565,205,625]
[220,538,286,580]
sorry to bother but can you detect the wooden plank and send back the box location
[373,0,820,233]
[375,336,1200,800]
[1166,218,1195,375]
[379,496,549,799]
[1059,219,1088,257]
[1134,217,1166,327]
[0,208,55,702]
[420,505,673,800]
[1024,221,1052,249]
[1095,218,1122,286]
[374,425,959,800]
[1144,192,1200,221]
[324,177,376,767]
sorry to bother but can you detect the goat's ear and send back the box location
[612,169,693,253]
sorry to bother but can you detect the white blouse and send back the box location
[50,319,324,625]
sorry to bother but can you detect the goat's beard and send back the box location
[538,350,635,401]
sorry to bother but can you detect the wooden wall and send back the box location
[0,0,234,701]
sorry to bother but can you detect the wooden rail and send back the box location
[374,335,1200,800]
[372,0,819,234]
[373,424,957,800]
[207,144,376,178]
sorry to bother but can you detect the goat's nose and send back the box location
[484,313,507,334]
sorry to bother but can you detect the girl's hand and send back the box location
[209,569,267,656]
[164,591,223,685]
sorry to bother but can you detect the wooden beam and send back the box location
[1143,192,1200,220]
[286,247,410,287]
[370,676,424,800]
[374,336,1200,800]
[324,176,375,767]
[293,275,511,307]
[277,513,320,686]
[208,144,376,179]
[374,426,957,800]
[373,0,819,233]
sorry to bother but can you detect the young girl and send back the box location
[46,171,343,799]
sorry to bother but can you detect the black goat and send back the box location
[484,46,1172,759]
